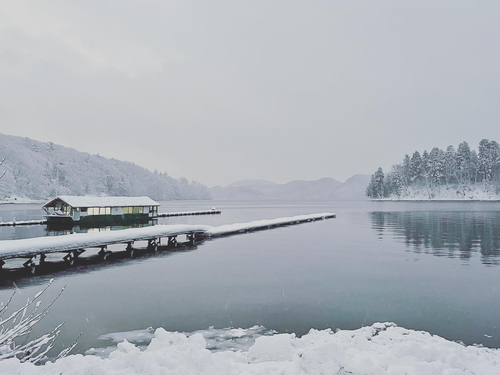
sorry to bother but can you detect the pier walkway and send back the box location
[201,213,336,237]
[0,219,47,227]
[0,212,335,273]
[158,209,221,217]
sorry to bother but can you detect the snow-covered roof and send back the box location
[43,196,160,208]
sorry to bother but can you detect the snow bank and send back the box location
[202,213,335,237]
[2,323,498,374]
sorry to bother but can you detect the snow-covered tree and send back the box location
[478,139,495,190]
[367,168,386,198]
[0,156,5,180]
[371,167,386,198]
[428,147,444,189]
[409,151,423,183]
[366,139,500,199]
[444,145,457,187]
[456,141,471,189]
[402,154,411,186]
[470,150,479,185]
[422,150,430,183]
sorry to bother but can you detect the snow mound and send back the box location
[1,322,499,374]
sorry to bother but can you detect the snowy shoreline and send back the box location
[1,322,499,374]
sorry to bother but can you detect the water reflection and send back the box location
[370,211,500,265]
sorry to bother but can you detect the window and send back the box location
[106,207,111,215]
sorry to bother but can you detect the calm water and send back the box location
[1,200,500,356]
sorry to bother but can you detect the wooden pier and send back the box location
[0,224,210,273]
[157,209,222,217]
[201,213,336,237]
[0,213,335,274]
[0,219,47,227]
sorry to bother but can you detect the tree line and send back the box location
[366,139,500,199]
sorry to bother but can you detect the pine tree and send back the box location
[402,154,411,186]
[456,142,471,194]
[478,139,493,188]
[410,151,423,183]
[470,150,479,185]
[366,177,375,198]
[366,168,386,198]
[444,145,457,187]
[373,167,385,198]
[428,147,444,189]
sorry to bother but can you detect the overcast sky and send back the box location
[1,1,499,187]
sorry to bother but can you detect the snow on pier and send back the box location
[201,212,335,237]
[0,213,336,272]
[0,219,47,227]
[158,208,221,217]
[0,224,210,261]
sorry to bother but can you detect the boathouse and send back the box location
[43,196,160,224]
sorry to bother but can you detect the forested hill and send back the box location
[0,134,211,201]
[367,139,500,200]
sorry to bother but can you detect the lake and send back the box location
[1,200,499,357]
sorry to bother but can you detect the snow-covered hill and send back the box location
[0,134,210,201]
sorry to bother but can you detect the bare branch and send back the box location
[0,279,77,363]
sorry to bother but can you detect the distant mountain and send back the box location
[212,177,348,200]
[226,179,276,188]
[211,175,370,201]
[329,174,371,201]
[0,133,211,201]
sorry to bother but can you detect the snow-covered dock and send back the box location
[0,213,335,273]
[0,224,210,272]
[158,209,221,217]
[0,219,47,227]
[201,213,335,237]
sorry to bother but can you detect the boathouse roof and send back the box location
[43,196,160,208]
